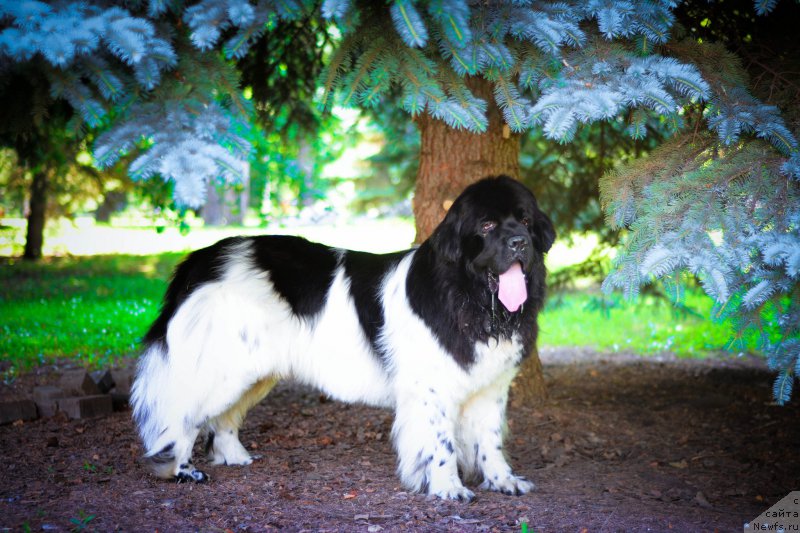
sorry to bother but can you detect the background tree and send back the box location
[0,62,90,259]
[601,0,800,404]
[223,10,338,224]
[0,0,797,403]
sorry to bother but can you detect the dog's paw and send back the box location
[175,469,209,483]
[208,439,254,466]
[209,451,253,466]
[480,474,534,496]
[430,484,476,502]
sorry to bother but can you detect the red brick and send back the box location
[89,369,115,394]
[110,369,135,394]
[33,386,64,418]
[59,370,100,396]
[58,395,113,419]
[0,400,38,425]
[33,385,64,402]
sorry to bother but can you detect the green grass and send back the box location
[539,289,748,356]
[0,254,181,377]
[1,253,758,379]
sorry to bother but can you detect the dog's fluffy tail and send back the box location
[130,341,185,477]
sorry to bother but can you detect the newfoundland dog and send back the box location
[132,175,555,501]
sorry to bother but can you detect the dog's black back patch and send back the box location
[145,236,341,348]
[343,250,409,357]
[250,235,339,319]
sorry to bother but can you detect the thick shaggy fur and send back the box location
[131,175,555,500]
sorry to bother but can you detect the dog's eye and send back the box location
[481,220,497,234]
[520,217,530,227]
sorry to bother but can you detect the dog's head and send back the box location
[429,175,555,311]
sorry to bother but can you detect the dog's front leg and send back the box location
[458,369,534,496]
[392,386,474,502]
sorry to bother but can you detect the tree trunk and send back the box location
[203,178,249,226]
[23,168,47,260]
[297,138,315,208]
[202,183,225,226]
[413,76,547,405]
[237,171,250,226]
[413,77,521,242]
[95,190,127,223]
[512,348,548,405]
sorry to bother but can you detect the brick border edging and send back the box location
[0,368,134,424]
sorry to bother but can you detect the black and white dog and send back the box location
[131,175,555,501]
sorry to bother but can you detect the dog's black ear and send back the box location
[429,203,463,262]
[532,209,556,253]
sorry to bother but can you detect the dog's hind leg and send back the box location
[206,376,279,466]
[133,281,280,482]
[135,367,275,481]
[146,427,209,483]
[133,342,208,482]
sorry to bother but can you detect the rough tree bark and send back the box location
[203,184,229,226]
[203,179,248,226]
[413,78,520,241]
[412,77,548,405]
[95,190,127,223]
[23,168,47,261]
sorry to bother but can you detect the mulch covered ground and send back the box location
[1,348,798,532]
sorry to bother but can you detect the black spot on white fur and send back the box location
[441,439,455,454]
[175,470,208,483]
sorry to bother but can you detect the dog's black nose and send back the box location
[508,235,527,251]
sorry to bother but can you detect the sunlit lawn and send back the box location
[0,254,180,375]
[538,290,741,356]
[0,219,754,377]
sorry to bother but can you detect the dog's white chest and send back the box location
[465,335,524,390]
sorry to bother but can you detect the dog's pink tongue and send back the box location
[498,263,527,312]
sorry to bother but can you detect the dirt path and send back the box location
[1,348,797,532]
